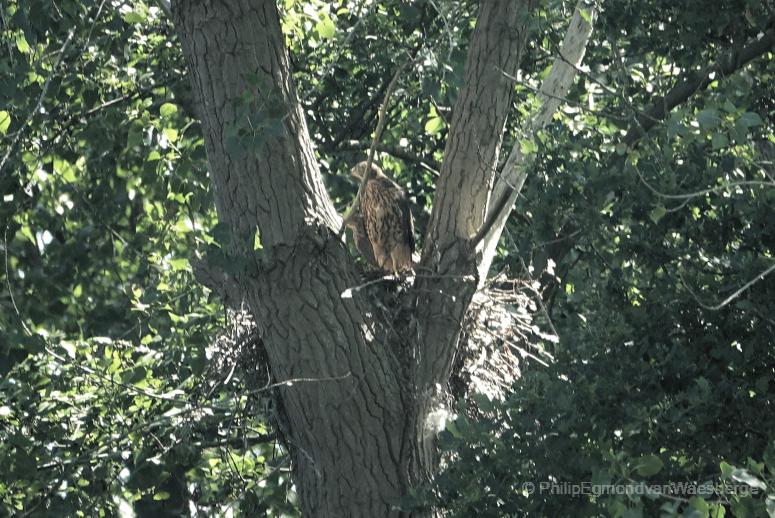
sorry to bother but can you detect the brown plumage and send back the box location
[348,161,414,272]
[343,204,378,268]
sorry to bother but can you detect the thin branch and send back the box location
[0,29,75,177]
[340,273,400,299]
[44,346,191,404]
[0,4,14,66]
[242,372,353,397]
[155,0,172,19]
[365,53,417,172]
[480,326,550,367]
[327,74,390,149]
[631,160,775,201]
[518,257,560,343]
[326,140,440,176]
[4,226,32,336]
[542,41,622,103]
[679,262,775,311]
[341,50,423,233]
[427,0,455,61]
[194,433,278,450]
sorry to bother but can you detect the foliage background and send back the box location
[0,0,773,516]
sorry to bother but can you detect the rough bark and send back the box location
[423,1,536,251]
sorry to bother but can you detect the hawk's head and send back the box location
[350,161,383,182]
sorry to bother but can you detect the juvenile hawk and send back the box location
[348,161,414,272]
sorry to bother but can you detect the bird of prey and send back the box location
[345,161,414,273]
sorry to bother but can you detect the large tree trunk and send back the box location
[172,2,411,515]
[172,0,537,515]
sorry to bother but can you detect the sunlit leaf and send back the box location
[424,116,445,135]
[0,111,10,135]
[316,15,336,39]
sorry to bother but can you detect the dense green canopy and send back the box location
[1,0,773,516]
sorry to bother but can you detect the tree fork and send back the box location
[172,0,538,515]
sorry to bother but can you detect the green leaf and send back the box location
[122,11,146,24]
[520,138,538,155]
[424,116,445,135]
[316,15,336,39]
[153,491,171,501]
[689,496,710,513]
[53,158,78,183]
[634,455,663,477]
[731,120,749,143]
[721,100,737,113]
[162,127,178,143]
[730,468,766,490]
[398,5,421,24]
[445,419,461,438]
[738,111,763,128]
[121,366,147,384]
[0,111,10,135]
[649,205,667,224]
[15,33,31,54]
[159,103,178,118]
[697,109,720,130]
[711,132,728,150]
[169,258,190,271]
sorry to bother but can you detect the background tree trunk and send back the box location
[172,0,536,515]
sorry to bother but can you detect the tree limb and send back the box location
[173,0,340,249]
[623,23,775,145]
[423,0,539,262]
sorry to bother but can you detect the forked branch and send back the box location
[475,1,597,282]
